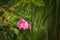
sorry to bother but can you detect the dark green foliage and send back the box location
[0,0,59,40]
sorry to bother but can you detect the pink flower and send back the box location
[17,18,28,30]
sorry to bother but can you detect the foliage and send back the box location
[0,0,59,40]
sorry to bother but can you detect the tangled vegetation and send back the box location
[0,0,60,40]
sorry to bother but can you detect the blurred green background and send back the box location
[0,0,60,40]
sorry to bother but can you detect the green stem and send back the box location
[55,0,58,39]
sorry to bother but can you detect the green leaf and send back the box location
[0,7,3,12]
[23,0,31,3]
[13,28,19,35]
[33,0,45,7]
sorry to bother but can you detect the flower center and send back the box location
[20,23,24,27]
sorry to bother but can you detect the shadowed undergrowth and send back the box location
[0,0,60,40]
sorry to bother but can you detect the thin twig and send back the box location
[3,0,23,14]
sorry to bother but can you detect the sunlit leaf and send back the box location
[13,28,19,35]
[33,0,45,7]
[23,0,31,3]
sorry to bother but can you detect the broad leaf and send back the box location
[33,0,45,7]
[23,0,31,3]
